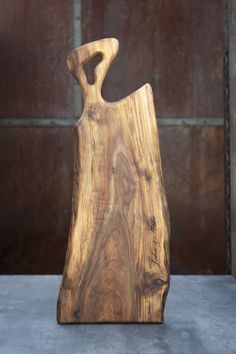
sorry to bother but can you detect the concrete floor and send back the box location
[0,276,235,354]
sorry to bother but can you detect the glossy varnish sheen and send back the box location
[57,38,170,323]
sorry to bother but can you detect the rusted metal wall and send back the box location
[81,0,225,274]
[0,128,73,273]
[229,0,236,276]
[0,0,74,119]
[0,0,225,274]
[159,126,224,274]
[0,0,74,273]
[82,0,224,119]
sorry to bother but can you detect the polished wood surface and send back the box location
[57,38,170,323]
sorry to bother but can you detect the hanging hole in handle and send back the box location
[83,54,103,85]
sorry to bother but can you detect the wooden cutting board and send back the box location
[57,38,170,323]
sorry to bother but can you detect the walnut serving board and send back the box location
[57,38,170,323]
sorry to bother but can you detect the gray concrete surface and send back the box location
[0,276,235,354]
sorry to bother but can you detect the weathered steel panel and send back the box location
[159,126,225,274]
[0,0,74,119]
[229,0,236,276]
[0,128,73,274]
[82,0,224,119]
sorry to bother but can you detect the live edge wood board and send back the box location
[57,38,170,323]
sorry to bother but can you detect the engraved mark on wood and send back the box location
[146,216,156,232]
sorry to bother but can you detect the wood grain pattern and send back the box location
[57,38,170,323]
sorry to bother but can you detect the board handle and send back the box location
[67,38,119,103]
